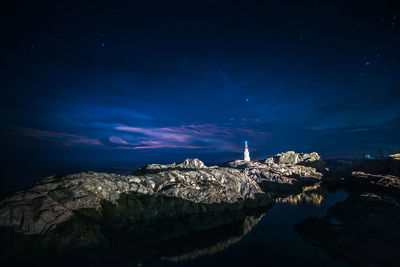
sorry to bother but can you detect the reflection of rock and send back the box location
[277,192,323,206]
[0,199,269,265]
[0,159,271,235]
[162,213,264,262]
[295,192,400,266]
[276,183,324,206]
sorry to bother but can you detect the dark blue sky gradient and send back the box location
[1,0,400,164]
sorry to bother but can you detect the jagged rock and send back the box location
[265,151,320,164]
[179,158,205,169]
[132,158,205,175]
[348,171,400,197]
[0,159,270,235]
[0,152,327,241]
[325,160,400,195]
[326,157,400,178]
[389,153,400,160]
[225,158,322,196]
[264,151,326,172]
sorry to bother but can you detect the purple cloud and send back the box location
[116,125,191,142]
[12,127,103,147]
[109,136,129,145]
[7,122,268,152]
[113,123,253,151]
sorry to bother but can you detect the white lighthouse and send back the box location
[243,141,250,161]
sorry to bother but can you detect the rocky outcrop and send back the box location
[326,157,400,179]
[180,158,206,168]
[296,156,400,266]
[265,151,320,164]
[226,155,323,196]
[0,159,270,235]
[389,153,400,160]
[264,151,326,172]
[133,158,205,174]
[295,192,400,266]
[0,152,328,263]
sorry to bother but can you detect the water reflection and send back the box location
[0,191,350,267]
[163,214,264,262]
[104,210,267,265]
[277,192,324,206]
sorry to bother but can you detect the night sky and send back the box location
[2,0,400,165]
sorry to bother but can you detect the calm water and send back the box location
[154,191,348,267]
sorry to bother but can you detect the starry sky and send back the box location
[1,0,400,165]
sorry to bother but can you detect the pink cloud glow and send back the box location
[113,123,248,150]
[109,136,129,145]
[15,127,102,146]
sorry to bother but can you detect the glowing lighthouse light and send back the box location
[243,141,250,161]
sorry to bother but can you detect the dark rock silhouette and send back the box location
[296,156,400,266]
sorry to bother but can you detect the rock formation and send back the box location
[0,158,270,235]
[295,192,400,266]
[265,151,320,164]
[0,153,327,264]
[296,156,400,266]
[225,151,324,196]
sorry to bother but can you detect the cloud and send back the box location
[116,125,191,142]
[160,124,232,136]
[113,123,255,150]
[10,126,103,147]
[109,136,129,145]
[5,122,268,152]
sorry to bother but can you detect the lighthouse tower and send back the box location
[243,141,250,161]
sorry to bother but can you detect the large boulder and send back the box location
[179,158,205,169]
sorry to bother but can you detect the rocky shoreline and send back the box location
[1,151,399,266]
[0,152,324,236]
[295,155,400,266]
